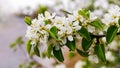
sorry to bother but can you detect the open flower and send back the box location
[88,55,99,63]
[75,60,86,68]
[102,5,120,26]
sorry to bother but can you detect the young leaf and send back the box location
[90,19,103,30]
[118,19,120,26]
[76,49,89,57]
[47,44,53,58]
[44,19,51,25]
[10,43,16,48]
[94,44,106,63]
[24,16,31,25]
[16,36,24,45]
[26,40,32,54]
[78,9,90,18]
[68,52,76,59]
[34,45,40,57]
[37,6,48,14]
[78,27,91,41]
[53,46,64,62]
[66,39,76,51]
[47,26,58,40]
[82,38,93,51]
[106,25,118,44]
[50,26,58,34]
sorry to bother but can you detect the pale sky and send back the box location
[0,0,55,13]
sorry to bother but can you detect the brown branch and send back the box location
[90,32,120,38]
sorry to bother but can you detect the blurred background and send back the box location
[0,0,54,68]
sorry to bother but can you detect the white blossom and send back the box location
[100,66,107,68]
[25,11,54,45]
[75,60,86,68]
[45,11,56,19]
[106,51,115,62]
[108,40,119,50]
[55,64,66,68]
[102,5,120,27]
[94,0,109,9]
[68,35,73,41]
[88,55,99,63]
[91,9,104,17]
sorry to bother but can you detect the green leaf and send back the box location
[10,36,24,49]
[26,40,32,54]
[24,16,31,25]
[82,38,93,51]
[76,49,89,57]
[78,27,91,41]
[90,19,103,30]
[68,52,76,59]
[66,39,76,51]
[47,44,53,58]
[94,44,106,63]
[34,45,40,57]
[50,26,58,34]
[118,19,120,26]
[16,36,24,45]
[44,19,51,25]
[78,9,90,18]
[37,6,48,14]
[106,25,118,44]
[53,46,64,62]
[48,26,58,40]
[10,43,16,48]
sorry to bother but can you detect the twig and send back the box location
[90,32,120,38]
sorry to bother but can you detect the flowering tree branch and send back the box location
[24,4,120,64]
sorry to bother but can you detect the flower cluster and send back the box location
[25,9,98,46]
[102,5,120,27]
[25,2,120,66]
[25,11,55,45]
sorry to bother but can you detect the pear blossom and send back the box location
[24,0,120,67]
[94,0,109,9]
[26,10,83,46]
[102,5,120,27]
[108,40,120,51]
[100,66,107,68]
[75,60,86,68]
[25,11,55,45]
[53,14,81,42]
[68,35,73,41]
[55,64,66,68]
[106,51,115,62]
[88,55,99,63]
[44,11,56,19]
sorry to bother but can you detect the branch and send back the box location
[90,32,120,38]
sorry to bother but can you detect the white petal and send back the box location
[46,24,51,29]
[75,26,81,30]
[106,51,115,62]
[75,60,86,68]
[55,64,66,68]
[68,35,73,41]
[66,27,72,34]
[88,55,99,63]
[45,11,51,18]
[62,38,67,44]
[73,21,79,26]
